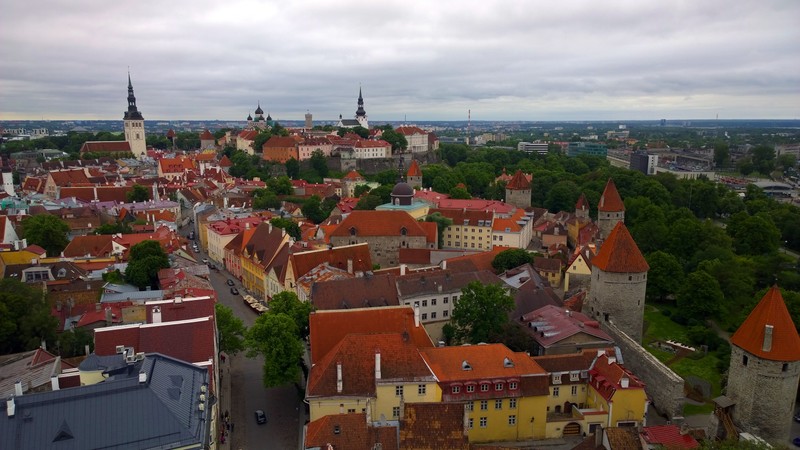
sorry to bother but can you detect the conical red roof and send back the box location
[199,129,214,140]
[575,193,589,211]
[506,169,531,190]
[166,129,176,138]
[598,179,624,212]
[407,159,422,177]
[731,286,800,361]
[592,222,648,273]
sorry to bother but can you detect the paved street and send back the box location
[181,223,306,449]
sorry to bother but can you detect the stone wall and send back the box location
[726,346,800,442]
[331,235,428,268]
[586,268,646,343]
[603,322,684,419]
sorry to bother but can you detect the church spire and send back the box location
[356,86,366,118]
[124,72,144,121]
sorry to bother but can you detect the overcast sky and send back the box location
[1,0,798,122]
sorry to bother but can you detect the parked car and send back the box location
[226,279,234,286]
[255,410,267,424]
[230,287,239,295]
[792,436,800,447]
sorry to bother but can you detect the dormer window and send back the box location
[400,227,407,236]
[349,227,357,236]
[552,374,562,385]
[570,372,580,381]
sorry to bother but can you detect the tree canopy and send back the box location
[21,214,70,257]
[246,313,304,388]
[124,240,170,290]
[215,303,246,355]
[0,279,57,355]
[448,281,515,344]
[126,184,151,203]
[491,249,534,273]
[267,291,313,339]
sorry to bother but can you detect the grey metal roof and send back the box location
[1,353,211,450]
[101,290,164,303]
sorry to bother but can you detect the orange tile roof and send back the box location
[395,126,427,136]
[199,129,214,140]
[443,246,509,273]
[218,155,233,167]
[330,210,429,238]
[159,157,194,174]
[598,178,624,212]
[49,169,90,186]
[400,403,469,449]
[407,159,422,177]
[592,222,648,273]
[506,169,531,190]
[63,235,114,258]
[344,169,363,180]
[730,285,800,361]
[305,413,398,450]
[291,243,372,279]
[589,353,645,401]
[309,306,434,365]
[420,344,545,382]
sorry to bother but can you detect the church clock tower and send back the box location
[123,73,147,158]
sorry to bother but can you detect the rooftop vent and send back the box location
[503,357,514,368]
[462,360,472,371]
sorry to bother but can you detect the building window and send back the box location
[495,399,502,410]
[572,385,578,396]
[395,386,403,396]
[443,297,449,303]
[553,387,559,397]
[509,398,517,409]
[480,400,488,410]
[453,295,458,301]
[422,300,427,307]
[742,355,748,366]
[466,402,473,411]
[508,415,517,426]
[431,299,437,306]
[418,384,426,395]
[509,382,518,390]
[443,310,449,317]
[480,417,487,428]
[570,372,579,381]
[348,408,356,413]
[452,386,460,394]
[481,384,489,392]
[421,313,427,320]
[467,385,475,393]
[392,406,400,418]
[468,418,474,429]
[495,382,503,391]
[430,312,436,319]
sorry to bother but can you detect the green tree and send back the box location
[338,126,369,139]
[124,240,170,290]
[270,217,301,240]
[491,248,534,273]
[354,184,372,197]
[95,222,133,235]
[126,184,151,203]
[253,188,280,210]
[57,327,94,358]
[285,158,300,179]
[302,195,327,224]
[544,180,580,213]
[750,145,776,175]
[450,281,515,344]
[215,303,246,355]
[0,278,57,355]
[776,153,796,170]
[713,142,730,168]
[440,143,469,166]
[21,214,70,257]
[268,291,313,339]
[645,251,684,302]
[268,175,294,195]
[381,129,408,153]
[253,130,273,153]
[354,194,383,210]
[310,149,329,178]
[726,212,781,255]
[448,186,471,199]
[246,313,304,388]
[676,270,724,319]
[424,212,453,249]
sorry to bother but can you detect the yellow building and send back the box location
[306,332,438,422]
[240,222,290,300]
[420,344,551,442]
[584,353,648,428]
[564,245,595,292]
[433,208,494,251]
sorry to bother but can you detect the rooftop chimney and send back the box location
[620,377,629,388]
[762,324,774,352]
[6,398,14,417]
[441,260,447,270]
[105,307,113,326]
[50,375,59,391]
[400,264,407,276]
[414,306,420,327]
[336,362,343,393]
[347,258,353,274]
[139,371,147,383]
[152,306,162,324]
[375,351,381,380]
[14,381,23,396]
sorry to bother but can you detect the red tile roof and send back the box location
[598,178,625,212]
[506,169,531,190]
[199,129,214,140]
[443,246,509,273]
[305,413,398,450]
[575,192,590,211]
[591,222,648,273]
[263,135,302,148]
[420,344,545,382]
[79,141,132,154]
[407,159,422,177]
[434,198,515,214]
[291,243,372,279]
[63,235,114,258]
[395,126,427,136]
[588,353,645,401]
[309,306,434,365]
[330,210,429,238]
[344,170,363,180]
[159,157,194,174]
[641,425,700,449]
[49,169,91,186]
[400,403,468,449]
[730,285,800,361]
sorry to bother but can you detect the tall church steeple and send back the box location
[355,86,368,129]
[123,72,147,158]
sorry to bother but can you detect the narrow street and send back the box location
[181,222,306,449]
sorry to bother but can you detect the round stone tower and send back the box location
[406,159,423,189]
[586,221,649,343]
[504,169,531,209]
[726,286,800,442]
[597,178,624,240]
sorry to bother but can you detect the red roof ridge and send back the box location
[598,178,624,212]
[592,222,648,273]
[730,285,800,361]
[506,169,531,190]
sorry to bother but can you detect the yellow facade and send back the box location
[241,257,267,300]
[564,253,592,291]
[309,396,372,421]
[443,224,493,251]
[586,383,647,427]
[465,394,548,442]
[374,382,441,421]
[205,227,236,264]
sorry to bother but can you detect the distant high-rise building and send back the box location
[123,73,147,158]
[630,151,658,176]
[517,141,549,155]
[566,142,607,158]
[305,111,313,129]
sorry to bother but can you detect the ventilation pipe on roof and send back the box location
[762,324,774,352]
[620,377,629,389]
[375,351,381,380]
[14,381,23,396]
[6,398,14,417]
[336,362,343,393]
[139,372,147,383]
[347,259,353,274]
[400,264,407,276]
[152,306,162,324]
[414,306,420,328]
[441,260,447,270]
[51,375,59,391]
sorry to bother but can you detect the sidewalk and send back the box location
[217,354,232,450]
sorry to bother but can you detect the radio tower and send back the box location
[467,109,471,145]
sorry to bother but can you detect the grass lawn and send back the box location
[683,402,714,415]
[643,304,689,343]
